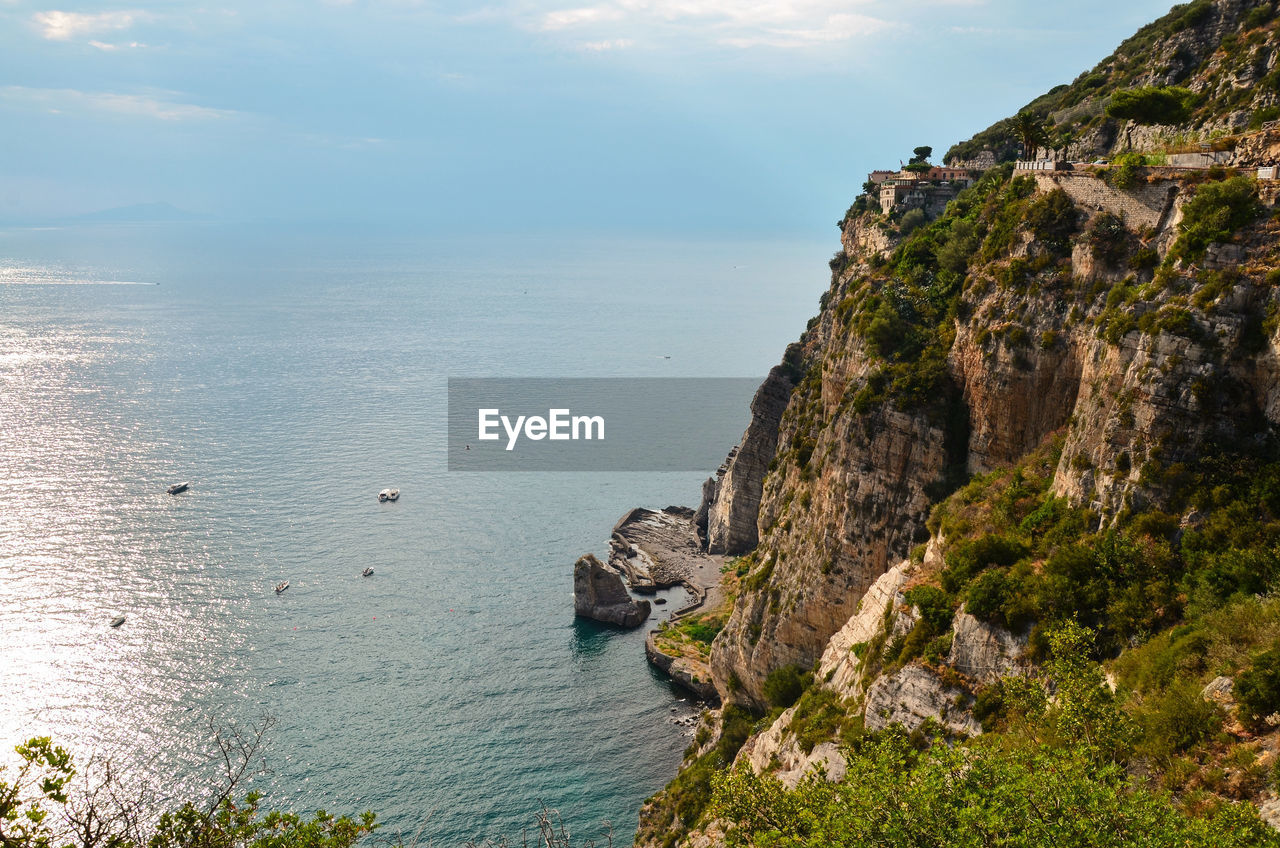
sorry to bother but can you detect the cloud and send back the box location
[718,12,892,47]
[530,0,891,49]
[540,6,624,30]
[32,10,143,41]
[88,40,147,51]
[0,86,238,121]
[580,38,633,50]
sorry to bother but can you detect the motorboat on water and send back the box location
[361,567,374,577]
[275,581,289,594]
[378,488,400,502]
[167,482,190,495]
[109,615,126,628]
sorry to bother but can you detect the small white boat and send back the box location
[109,615,126,628]
[275,581,289,594]
[361,567,374,577]
[167,482,190,495]
[378,489,399,502]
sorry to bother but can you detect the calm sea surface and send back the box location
[0,224,827,844]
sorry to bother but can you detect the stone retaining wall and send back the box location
[1034,172,1180,231]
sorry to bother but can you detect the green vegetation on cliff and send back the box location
[945,0,1280,164]
[712,625,1280,848]
[638,5,1280,847]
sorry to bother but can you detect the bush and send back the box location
[1024,188,1079,254]
[0,730,378,848]
[1129,246,1159,271]
[1106,86,1195,126]
[1244,3,1275,29]
[1108,157,1143,190]
[904,585,955,634]
[683,620,722,645]
[1087,212,1129,265]
[1249,105,1280,131]
[898,207,927,235]
[717,704,756,763]
[1136,681,1219,762]
[762,664,812,709]
[1172,176,1263,261]
[966,569,1014,626]
[712,679,1280,848]
[942,533,1029,592]
[1236,642,1280,729]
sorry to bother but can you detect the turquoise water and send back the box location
[0,225,826,844]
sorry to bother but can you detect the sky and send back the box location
[0,0,1180,234]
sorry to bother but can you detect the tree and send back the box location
[1012,112,1049,161]
[0,719,378,848]
[1106,86,1196,148]
[909,146,933,165]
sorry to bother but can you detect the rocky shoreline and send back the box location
[573,505,726,703]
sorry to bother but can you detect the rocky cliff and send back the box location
[632,2,1280,845]
[947,0,1280,164]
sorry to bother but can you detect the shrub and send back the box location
[762,664,812,709]
[1249,105,1280,131]
[899,208,927,235]
[1245,3,1275,29]
[684,620,722,645]
[1108,157,1143,190]
[942,533,1029,592]
[966,568,1014,626]
[904,585,955,634]
[1087,212,1129,265]
[1135,681,1219,762]
[1236,642,1280,729]
[717,704,756,762]
[1024,189,1079,254]
[1106,86,1195,126]
[1172,176,1263,261]
[1129,246,1159,271]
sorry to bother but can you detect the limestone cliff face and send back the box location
[703,231,958,707]
[702,360,797,555]
[949,290,1082,476]
[639,6,1280,845]
[699,168,1280,708]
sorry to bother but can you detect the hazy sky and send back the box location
[1,0,1176,233]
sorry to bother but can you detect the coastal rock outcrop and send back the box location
[645,632,719,703]
[573,554,650,628]
[817,558,915,697]
[702,359,797,555]
[947,608,1028,684]
[863,664,981,737]
[737,703,846,789]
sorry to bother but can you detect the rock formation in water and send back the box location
[572,554,650,628]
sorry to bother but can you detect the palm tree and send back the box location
[1012,112,1050,161]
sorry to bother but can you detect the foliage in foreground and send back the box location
[710,625,1279,848]
[0,721,377,848]
[712,734,1273,848]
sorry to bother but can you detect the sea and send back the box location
[0,223,827,845]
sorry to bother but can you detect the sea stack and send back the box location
[573,554,650,628]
